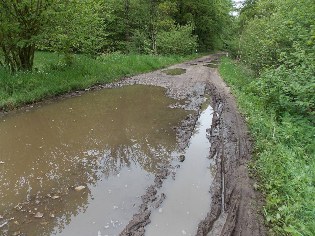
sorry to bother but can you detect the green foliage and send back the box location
[229,1,315,234]
[0,51,197,110]
[38,1,105,59]
[175,0,233,51]
[0,0,53,72]
[238,0,315,73]
[0,0,105,71]
[253,62,315,119]
[157,0,178,31]
[0,0,234,72]
[157,25,198,55]
[96,0,233,53]
[128,30,153,54]
[219,57,315,236]
[99,0,150,52]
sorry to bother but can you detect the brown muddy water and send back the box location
[0,85,189,236]
[145,105,214,236]
[205,63,218,68]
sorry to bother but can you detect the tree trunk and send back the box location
[124,0,130,43]
[1,43,35,73]
[150,0,158,54]
[18,44,35,71]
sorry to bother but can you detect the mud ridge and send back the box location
[197,71,266,236]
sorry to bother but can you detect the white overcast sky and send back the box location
[233,0,245,9]
[231,0,245,16]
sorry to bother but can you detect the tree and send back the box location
[0,0,105,71]
[39,0,105,63]
[238,0,315,73]
[0,0,52,72]
[157,24,197,55]
[99,0,151,53]
[175,0,233,51]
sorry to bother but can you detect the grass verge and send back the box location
[0,51,198,110]
[219,57,315,236]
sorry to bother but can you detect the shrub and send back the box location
[251,60,315,119]
[219,58,315,236]
[157,24,198,55]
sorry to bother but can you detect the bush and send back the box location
[127,30,152,54]
[219,57,315,236]
[251,61,315,119]
[238,0,315,74]
[157,24,198,55]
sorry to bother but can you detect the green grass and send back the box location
[219,57,315,236]
[0,51,198,110]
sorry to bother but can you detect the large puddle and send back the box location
[0,85,189,236]
[145,105,214,236]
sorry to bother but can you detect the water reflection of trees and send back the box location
[0,85,188,235]
[95,142,176,175]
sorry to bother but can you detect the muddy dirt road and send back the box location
[0,54,265,236]
[109,54,266,236]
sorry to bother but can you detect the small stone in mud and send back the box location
[34,212,44,218]
[74,186,86,191]
[0,161,5,164]
[253,182,259,190]
[0,221,8,228]
[179,155,185,162]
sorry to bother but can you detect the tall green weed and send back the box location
[219,58,315,236]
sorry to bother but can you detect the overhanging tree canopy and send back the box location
[0,0,52,72]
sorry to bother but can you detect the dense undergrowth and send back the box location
[219,57,315,236]
[0,52,196,110]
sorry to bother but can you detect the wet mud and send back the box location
[196,69,266,236]
[117,54,265,236]
[0,53,265,236]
